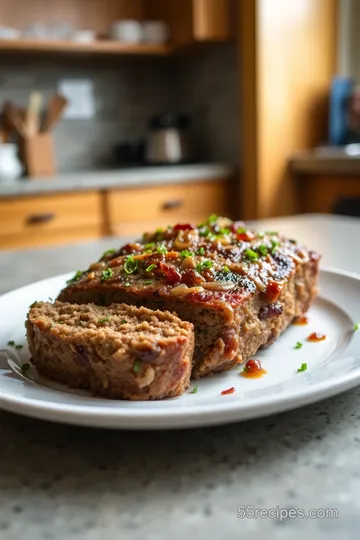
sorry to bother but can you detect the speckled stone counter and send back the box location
[1,214,360,540]
[0,163,234,198]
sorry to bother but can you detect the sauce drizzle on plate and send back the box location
[241,359,267,379]
[293,315,309,325]
[307,332,326,342]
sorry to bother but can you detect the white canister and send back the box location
[142,21,169,44]
[0,144,23,182]
[110,20,143,43]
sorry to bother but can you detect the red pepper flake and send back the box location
[173,223,194,232]
[221,386,236,395]
[307,332,326,342]
[265,280,283,303]
[158,262,182,284]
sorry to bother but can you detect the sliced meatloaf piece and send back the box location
[26,302,194,400]
[58,216,320,378]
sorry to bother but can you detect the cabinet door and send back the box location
[107,180,229,236]
[145,0,233,46]
[0,192,103,249]
[192,0,233,41]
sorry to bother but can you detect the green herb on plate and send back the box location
[297,363,307,373]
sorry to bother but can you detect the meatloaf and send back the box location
[26,301,194,400]
[58,216,320,378]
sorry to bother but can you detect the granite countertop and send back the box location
[0,163,234,198]
[1,214,360,540]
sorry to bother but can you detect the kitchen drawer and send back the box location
[0,192,103,249]
[107,180,229,236]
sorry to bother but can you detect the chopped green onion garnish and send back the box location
[29,301,38,308]
[146,263,157,272]
[237,227,247,234]
[270,239,280,254]
[7,340,15,347]
[190,385,199,394]
[66,270,83,284]
[124,256,138,275]
[21,363,31,373]
[48,297,53,302]
[15,344,23,350]
[121,319,127,324]
[219,227,230,235]
[297,362,307,372]
[295,342,303,349]
[133,359,142,373]
[144,242,155,250]
[244,248,259,261]
[180,249,194,258]
[208,214,218,224]
[223,265,231,274]
[257,245,268,257]
[257,231,265,238]
[196,260,214,272]
[197,247,205,255]
[156,245,167,254]
[143,279,155,285]
[99,316,110,324]
[354,322,360,331]
[101,268,114,280]
[155,228,164,235]
[266,231,278,236]
[102,249,116,257]
[199,227,210,237]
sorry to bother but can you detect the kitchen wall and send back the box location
[0,44,239,172]
[337,0,360,81]
[174,44,239,165]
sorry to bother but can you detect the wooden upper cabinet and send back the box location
[145,0,233,47]
[192,0,233,41]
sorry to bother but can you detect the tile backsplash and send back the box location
[0,44,238,172]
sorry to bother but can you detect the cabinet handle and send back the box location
[162,199,183,210]
[26,212,56,225]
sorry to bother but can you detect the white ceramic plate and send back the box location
[0,267,359,429]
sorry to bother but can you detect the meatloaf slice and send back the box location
[58,216,320,378]
[26,302,194,400]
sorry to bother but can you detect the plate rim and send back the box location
[0,265,360,429]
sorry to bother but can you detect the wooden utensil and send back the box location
[0,101,15,142]
[42,94,68,132]
[26,92,43,136]
[6,102,28,138]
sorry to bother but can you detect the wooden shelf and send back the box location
[0,39,172,56]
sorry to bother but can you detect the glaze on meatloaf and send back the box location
[58,216,320,378]
[26,302,194,400]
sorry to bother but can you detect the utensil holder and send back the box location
[20,133,56,178]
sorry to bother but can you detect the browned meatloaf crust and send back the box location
[26,302,194,400]
[58,216,320,378]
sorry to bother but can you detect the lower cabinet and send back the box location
[0,191,103,249]
[106,180,229,237]
[0,178,230,249]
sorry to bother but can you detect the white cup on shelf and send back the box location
[109,20,143,43]
[142,21,169,44]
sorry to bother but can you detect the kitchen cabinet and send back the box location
[0,0,233,57]
[107,180,229,236]
[295,175,360,214]
[0,179,230,249]
[0,191,103,249]
[146,0,233,47]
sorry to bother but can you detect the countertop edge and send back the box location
[0,163,236,198]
